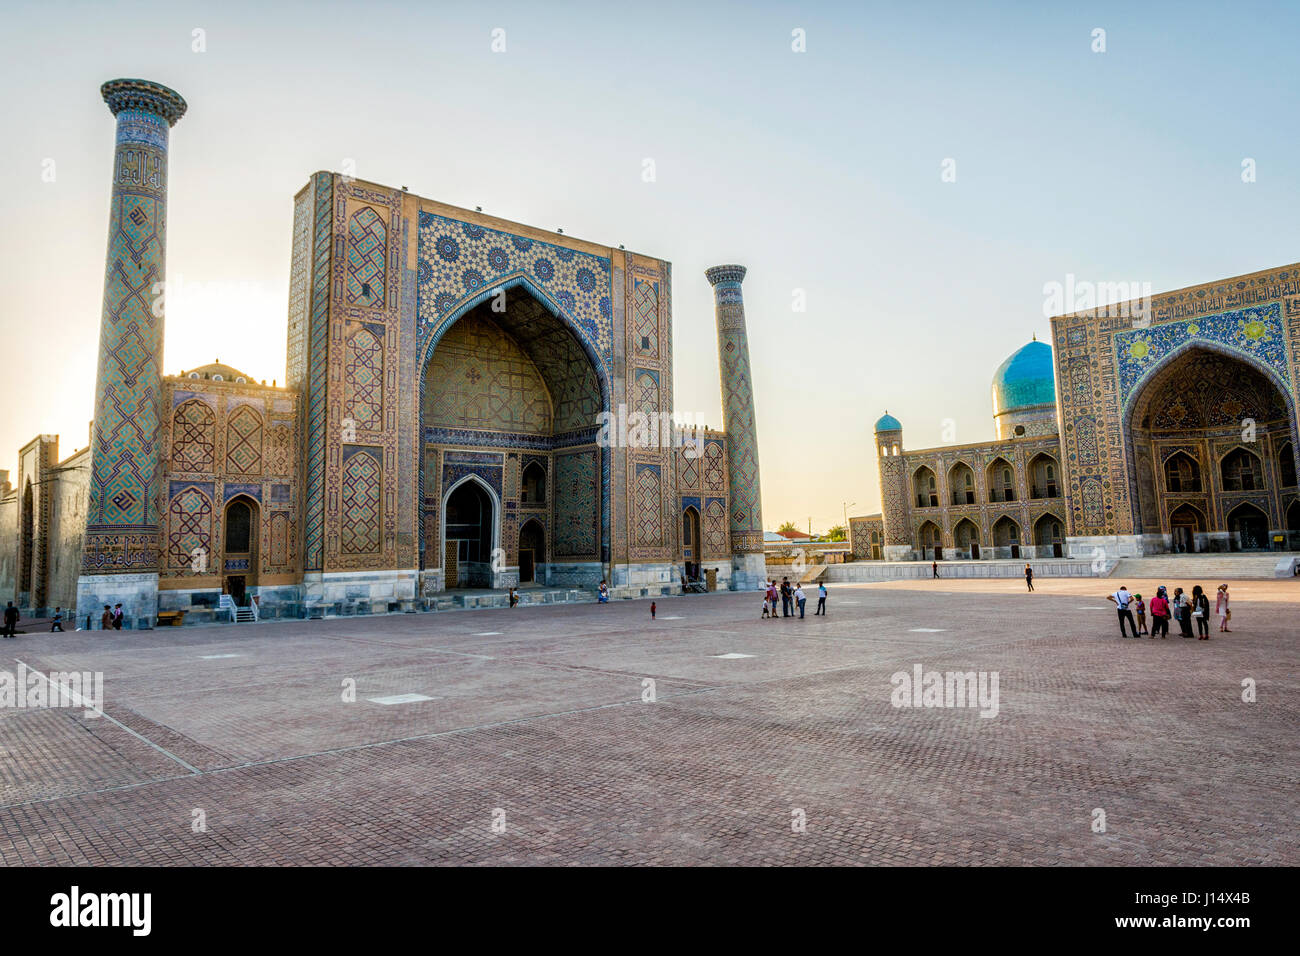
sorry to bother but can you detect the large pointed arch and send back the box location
[418,277,612,574]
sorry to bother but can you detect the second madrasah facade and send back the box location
[850,264,1300,563]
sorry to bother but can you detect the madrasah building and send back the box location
[850,269,1300,563]
[0,78,768,626]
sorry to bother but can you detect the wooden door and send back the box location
[445,541,459,589]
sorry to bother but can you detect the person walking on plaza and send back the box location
[1149,587,1170,639]
[761,589,771,618]
[101,605,113,631]
[2,602,17,639]
[932,560,939,579]
[1192,585,1210,640]
[112,604,124,630]
[1173,587,1195,638]
[815,582,827,615]
[794,584,806,619]
[780,577,792,618]
[650,601,656,620]
[1024,563,1034,592]
[50,607,64,632]
[1107,585,1137,638]
[1133,593,1148,636]
[1215,584,1231,632]
[766,580,779,620]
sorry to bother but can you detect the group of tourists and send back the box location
[1107,583,1231,640]
[761,577,827,619]
[0,601,122,637]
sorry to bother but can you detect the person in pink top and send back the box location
[1148,587,1170,639]
[1215,584,1231,632]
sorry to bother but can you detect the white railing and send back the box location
[218,594,237,622]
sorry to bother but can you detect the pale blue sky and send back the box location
[1,0,1295,527]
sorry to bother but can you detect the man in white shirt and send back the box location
[1106,585,1137,638]
[794,585,806,619]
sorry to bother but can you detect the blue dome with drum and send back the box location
[874,412,902,432]
[992,339,1055,415]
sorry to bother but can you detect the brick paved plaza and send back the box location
[1,578,1295,866]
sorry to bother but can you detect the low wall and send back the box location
[823,560,1109,583]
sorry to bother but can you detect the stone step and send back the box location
[1110,554,1299,580]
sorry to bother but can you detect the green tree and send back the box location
[777,521,799,534]
[825,524,847,541]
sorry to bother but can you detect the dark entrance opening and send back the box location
[1227,502,1269,551]
[445,479,494,587]
[1170,503,1204,554]
[518,519,544,585]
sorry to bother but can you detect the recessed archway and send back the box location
[953,517,981,559]
[1125,345,1296,548]
[442,476,498,588]
[518,518,545,585]
[913,466,938,508]
[1226,502,1269,552]
[992,514,1021,558]
[987,457,1015,503]
[948,461,976,506]
[1028,452,1061,499]
[1168,502,1205,553]
[1033,512,1064,557]
[419,282,608,590]
[222,495,259,605]
[917,520,942,560]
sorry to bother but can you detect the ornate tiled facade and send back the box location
[1051,266,1300,556]
[868,266,1300,562]
[0,78,762,622]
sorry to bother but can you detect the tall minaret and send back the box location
[874,413,911,561]
[705,265,766,590]
[78,79,187,628]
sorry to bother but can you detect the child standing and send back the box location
[1133,593,1148,636]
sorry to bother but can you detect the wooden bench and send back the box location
[156,610,185,627]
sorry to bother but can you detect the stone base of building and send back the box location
[543,561,604,589]
[1066,535,1146,561]
[75,572,158,630]
[611,561,679,599]
[883,545,913,562]
[301,569,420,616]
[729,551,767,591]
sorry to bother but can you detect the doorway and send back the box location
[518,519,544,585]
[222,496,259,604]
[1169,504,1204,553]
[443,478,496,587]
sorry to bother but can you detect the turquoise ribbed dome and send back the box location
[874,412,902,432]
[992,340,1055,415]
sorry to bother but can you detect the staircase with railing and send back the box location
[218,594,260,623]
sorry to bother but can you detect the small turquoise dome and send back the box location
[874,412,902,432]
[992,340,1055,415]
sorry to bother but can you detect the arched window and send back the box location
[913,466,938,508]
[521,461,546,505]
[1163,452,1202,493]
[948,462,976,505]
[224,499,252,553]
[1220,448,1262,492]
[1029,453,1060,499]
[987,457,1015,503]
